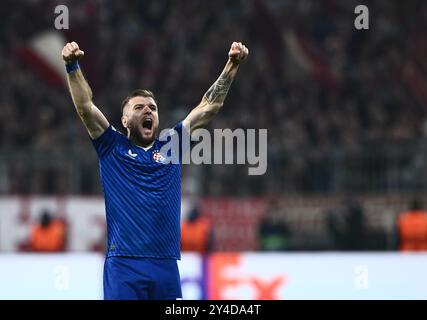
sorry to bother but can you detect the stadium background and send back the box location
[1,0,427,299]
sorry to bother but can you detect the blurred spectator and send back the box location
[396,198,427,251]
[326,200,370,250]
[258,200,291,251]
[181,205,213,253]
[29,209,67,252]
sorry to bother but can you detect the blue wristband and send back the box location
[66,61,79,74]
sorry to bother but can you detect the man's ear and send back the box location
[121,115,128,128]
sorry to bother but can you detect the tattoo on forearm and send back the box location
[204,71,233,104]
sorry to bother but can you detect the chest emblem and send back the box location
[153,150,166,164]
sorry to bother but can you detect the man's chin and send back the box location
[140,132,155,146]
[141,126,159,144]
[140,132,156,146]
[129,128,156,147]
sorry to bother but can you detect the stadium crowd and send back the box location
[2,0,427,196]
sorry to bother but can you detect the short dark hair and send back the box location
[120,89,157,113]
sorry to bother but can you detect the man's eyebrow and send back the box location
[132,103,157,108]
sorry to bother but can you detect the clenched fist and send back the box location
[228,42,249,65]
[62,41,85,64]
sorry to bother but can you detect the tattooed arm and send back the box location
[183,42,249,133]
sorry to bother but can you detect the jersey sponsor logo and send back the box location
[127,149,138,158]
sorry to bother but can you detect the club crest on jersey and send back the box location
[153,150,166,164]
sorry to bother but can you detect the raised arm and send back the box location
[183,42,249,133]
[62,42,109,139]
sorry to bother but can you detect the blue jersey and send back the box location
[91,122,186,259]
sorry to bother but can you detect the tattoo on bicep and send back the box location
[204,72,233,104]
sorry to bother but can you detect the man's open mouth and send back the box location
[142,118,153,130]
